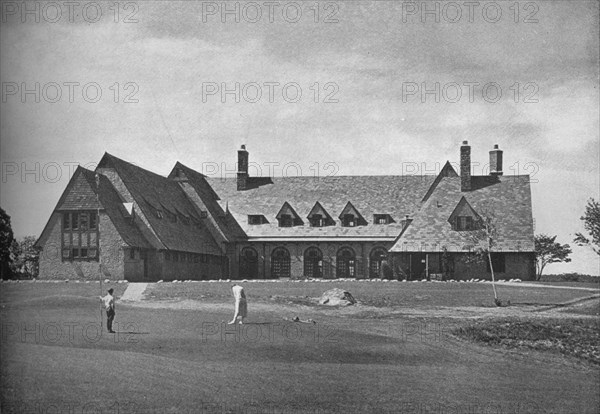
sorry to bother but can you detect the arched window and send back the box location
[336,247,356,278]
[240,247,259,279]
[369,248,388,278]
[271,247,290,278]
[304,247,323,278]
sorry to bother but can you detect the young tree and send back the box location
[468,204,502,306]
[574,198,600,255]
[0,207,15,279]
[534,234,572,280]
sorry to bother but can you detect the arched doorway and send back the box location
[271,247,290,278]
[369,247,388,278]
[336,247,356,278]
[239,247,259,279]
[304,247,323,278]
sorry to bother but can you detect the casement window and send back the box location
[248,215,268,225]
[486,253,506,273]
[62,211,99,261]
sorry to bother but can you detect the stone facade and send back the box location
[38,212,126,280]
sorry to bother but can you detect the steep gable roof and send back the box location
[448,196,480,223]
[168,162,246,242]
[97,154,222,254]
[307,201,336,225]
[390,175,535,253]
[275,202,304,224]
[421,161,459,203]
[36,167,151,249]
[338,201,368,226]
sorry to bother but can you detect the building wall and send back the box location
[392,252,535,281]
[231,241,395,279]
[38,212,126,280]
[157,252,226,281]
[453,252,535,281]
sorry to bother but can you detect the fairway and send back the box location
[1,280,599,413]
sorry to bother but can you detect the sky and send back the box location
[1,0,598,275]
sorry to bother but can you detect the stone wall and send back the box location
[38,212,126,280]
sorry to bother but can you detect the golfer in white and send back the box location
[228,284,247,324]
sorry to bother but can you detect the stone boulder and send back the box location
[318,288,356,306]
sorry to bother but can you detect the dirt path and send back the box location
[120,283,148,302]
[124,293,600,320]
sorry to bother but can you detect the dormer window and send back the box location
[448,196,480,232]
[279,214,293,227]
[342,214,356,227]
[276,202,303,227]
[307,202,335,227]
[248,215,268,225]
[455,216,474,231]
[310,214,325,227]
[339,201,367,227]
[373,214,394,225]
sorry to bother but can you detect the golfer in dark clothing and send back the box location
[99,288,116,333]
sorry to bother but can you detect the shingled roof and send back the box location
[390,175,535,253]
[36,166,152,249]
[204,175,436,239]
[97,154,222,254]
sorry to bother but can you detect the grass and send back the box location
[144,280,598,308]
[453,318,600,365]
[1,281,599,413]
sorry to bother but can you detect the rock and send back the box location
[318,288,356,307]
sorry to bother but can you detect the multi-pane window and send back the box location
[62,211,99,261]
[455,216,474,231]
[374,214,391,224]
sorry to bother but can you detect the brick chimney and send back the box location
[237,145,249,191]
[489,144,503,176]
[460,141,471,192]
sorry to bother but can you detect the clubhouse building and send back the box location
[35,142,536,281]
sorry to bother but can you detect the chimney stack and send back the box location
[460,141,471,191]
[237,145,249,191]
[489,144,503,176]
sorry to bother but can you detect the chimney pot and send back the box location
[489,144,503,176]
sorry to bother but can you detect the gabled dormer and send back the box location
[276,202,304,227]
[338,201,367,227]
[307,202,335,227]
[448,196,480,231]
